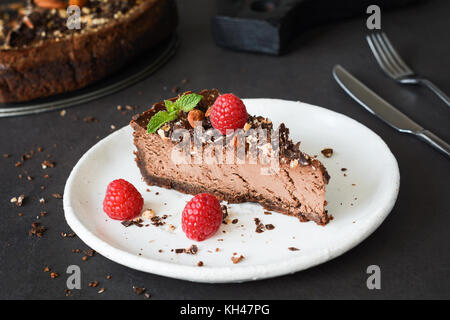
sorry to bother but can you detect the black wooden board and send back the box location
[212,0,422,55]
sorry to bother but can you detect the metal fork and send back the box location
[366,32,450,107]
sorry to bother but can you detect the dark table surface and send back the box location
[1,0,449,300]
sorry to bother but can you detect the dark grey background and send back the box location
[1,0,449,299]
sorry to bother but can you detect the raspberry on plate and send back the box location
[182,193,223,241]
[103,179,143,220]
[209,93,248,135]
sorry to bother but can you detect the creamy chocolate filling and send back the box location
[130,89,330,225]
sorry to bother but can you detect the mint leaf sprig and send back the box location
[147,93,203,134]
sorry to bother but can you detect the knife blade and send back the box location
[332,65,450,157]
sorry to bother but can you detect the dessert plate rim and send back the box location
[63,98,400,283]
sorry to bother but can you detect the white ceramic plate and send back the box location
[63,99,399,283]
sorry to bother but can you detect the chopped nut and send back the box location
[141,209,156,220]
[243,123,252,131]
[187,109,205,128]
[41,160,55,169]
[290,159,299,168]
[16,194,25,206]
[50,272,59,279]
[157,129,166,139]
[34,0,67,10]
[69,0,88,7]
[23,16,34,29]
[231,254,244,264]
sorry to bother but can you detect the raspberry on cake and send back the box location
[130,89,330,226]
[209,93,248,134]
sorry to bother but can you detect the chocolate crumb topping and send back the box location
[136,89,320,168]
[0,0,139,49]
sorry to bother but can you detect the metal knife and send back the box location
[333,65,450,158]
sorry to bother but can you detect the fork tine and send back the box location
[374,33,405,75]
[379,32,414,75]
[366,34,396,78]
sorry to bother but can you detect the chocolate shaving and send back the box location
[321,148,333,158]
[221,205,228,224]
[254,218,265,233]
[265,224,275,230]
[121,219,144,228]
[174,245,198,255]
[133,286,146,295]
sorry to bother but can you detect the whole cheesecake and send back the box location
[130,89,330,225]
[0,0,178,103]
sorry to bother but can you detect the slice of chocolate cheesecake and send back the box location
[130,89,330,225]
